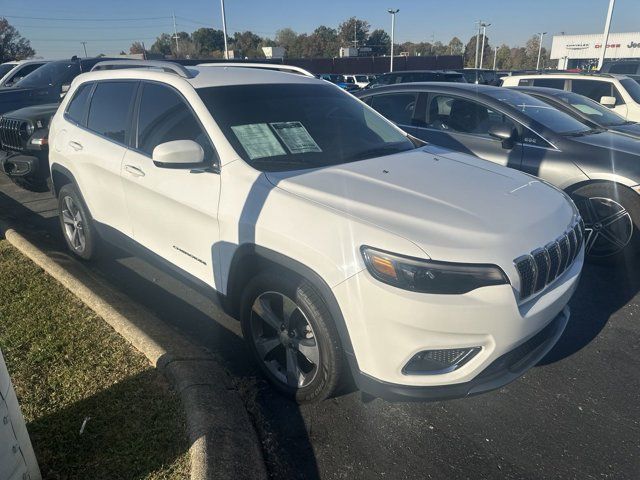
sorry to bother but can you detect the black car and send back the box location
[357,83,640,262]
[509,86,640,139]
[364,70,465,89]
[0,57,117,191]
[457,69,500,86]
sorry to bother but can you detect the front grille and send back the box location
[0,117,26,151]
[514,217,583,301]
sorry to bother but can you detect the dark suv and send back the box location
[364,70,465,89]
[0,56,116,191]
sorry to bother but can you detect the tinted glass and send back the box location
[608,64,638,74]
[540,91,627,127]
[571,79,612,102]
[484,89,592,134]
[137,82,213,159]
[0,64,15,78]
[355,75,368,82]
[369,93,417,125]
[518,78,534,86]
[197,83,413,172]
[621,78,640,103]
[426,95,516,136]
[65,83,92,124]
[15,61,80,88]
[533,78,565,89]
[87,82,137,144]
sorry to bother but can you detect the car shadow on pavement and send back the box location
[539,259,640,365]
[26,369,189,479]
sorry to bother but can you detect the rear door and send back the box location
[412,93,523,169]
[59,80,137,236]
[121,81,221,286]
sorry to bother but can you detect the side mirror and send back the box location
[600,96,616,108]
[489,124,517,149]
[152,140,205,168]
[60,84,71,98]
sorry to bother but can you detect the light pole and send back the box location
[80,41,88,58]
[474,20,482,69]
[387,9,399,72]
[536,31,547,70]
[598,0,616,70]
[220,0,229,59]
[493,45,498,70]
[479,22,491,69]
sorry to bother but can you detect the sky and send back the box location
[3,0,640,59]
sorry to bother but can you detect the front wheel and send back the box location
[240,271,345,403]
[570,183,640,263]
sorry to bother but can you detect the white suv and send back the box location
[501,73,640,122]
[48,61,584,403]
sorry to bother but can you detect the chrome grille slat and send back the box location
[0,117,26,151]
[514,217,583,301]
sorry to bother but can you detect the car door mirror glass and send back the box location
[600,95,616,107]
[152,140,205,168]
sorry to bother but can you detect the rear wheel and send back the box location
[570,183,640,263]
[58,184,98,260]
[240,271,344,403]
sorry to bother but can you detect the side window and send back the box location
[8,63,43,84]
[369,93,417,125]
[518,78,534,86]
[532,78,565,89]
[65,83,92,125]
[426,95,515,137]
[608,64,637,74]
[571,80,612,102]
[87,82,137,144]
[137,82,214,161]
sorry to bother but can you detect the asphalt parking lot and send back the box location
[1,174,638,480]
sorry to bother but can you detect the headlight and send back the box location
[361,246,509,294]
[25,122,35,136]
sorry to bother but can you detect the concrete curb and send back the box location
[0,221,268,480]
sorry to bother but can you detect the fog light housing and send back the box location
[402,347,481,375]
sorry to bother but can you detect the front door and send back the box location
[121,81,221,287]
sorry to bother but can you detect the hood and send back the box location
[3,103,59,120]
[609,122,640,140]
[0,86,57,115]
[265,146,576,263]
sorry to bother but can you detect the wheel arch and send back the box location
[225,244,358,363]
[563,178,639,197]
[50,163,76,198]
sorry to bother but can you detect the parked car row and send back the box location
[0,59,580,404]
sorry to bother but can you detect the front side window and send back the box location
[197,83,414,172]
[65,83,92,125]
[426,95,516,137]
[136,82,214,160]
[369,93,417,126]
[87,81,137,144]
[15,61,80,88]
[484,89,592,135]
[542,91,627,127]
[571,79,613,102]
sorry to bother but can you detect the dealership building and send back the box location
[551,32,640,69]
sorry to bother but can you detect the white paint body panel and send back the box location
[49,66,582,387]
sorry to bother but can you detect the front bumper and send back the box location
[332,249,582,400]
[0,149,48,179]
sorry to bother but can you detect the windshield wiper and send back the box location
[563,128,605,137]
[345,145,411,162]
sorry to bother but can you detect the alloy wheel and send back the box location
[250,291,320,389]
[579,196,633,257]
[61,195,86,253]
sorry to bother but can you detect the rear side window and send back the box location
[607,63,638,74]
[518,78,534,86]
[136,82,214,160]
[65,83,92,125]
[533,78,565,89]
[369,93,417,125]
[87,82,137,144]
[571,80,613,102]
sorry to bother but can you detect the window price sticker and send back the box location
[270,121,322,154]
[231,123,286,160]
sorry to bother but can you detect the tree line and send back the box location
[0,15,551,71]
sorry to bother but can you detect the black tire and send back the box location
[570,182,640,263]
[57,184,98,260]
[240,271,344,403]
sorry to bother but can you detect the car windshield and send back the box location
[484,89,593,135]
[14,61,79,88]
[0,64,16,78]
[621,78,640,103]
[355,75,368,82]
[542,90,628,127]
[197,83,414,172]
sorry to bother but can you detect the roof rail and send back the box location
[91,60,194,78]
[197,62,314,77]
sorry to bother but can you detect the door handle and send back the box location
[124,165,146,177]
[68,141,83,151]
